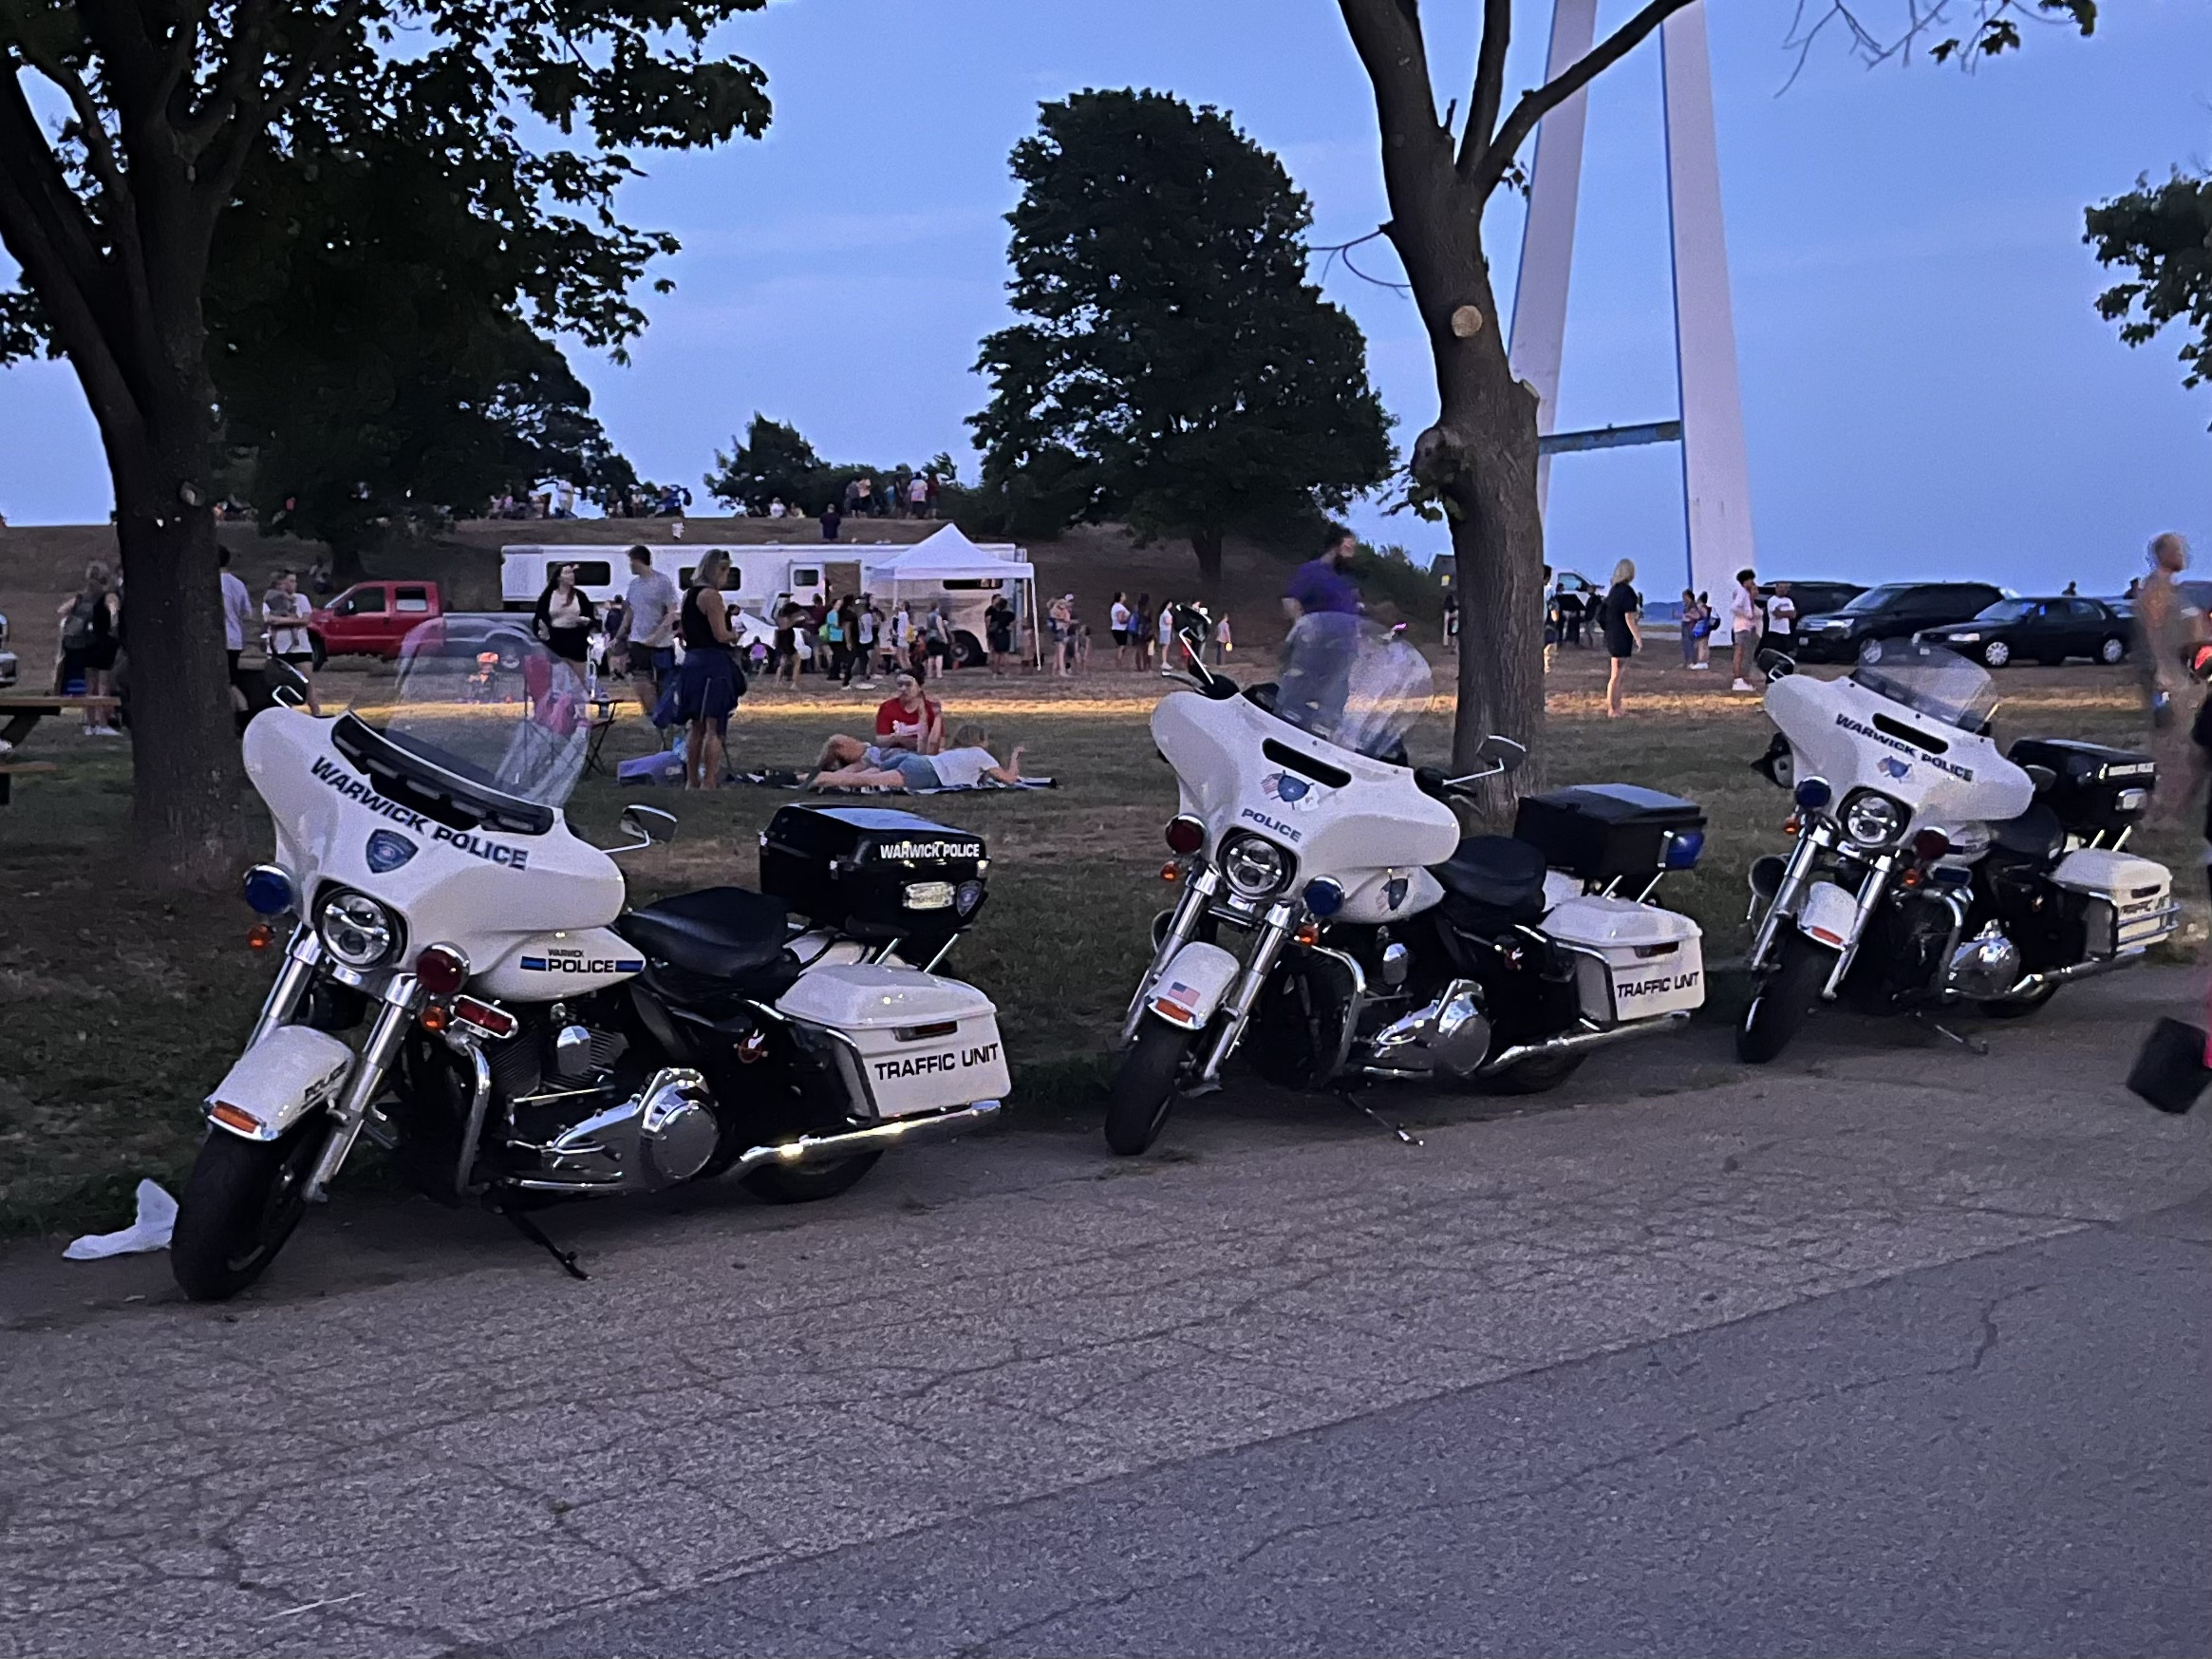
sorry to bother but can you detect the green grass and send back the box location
[0,648,2188,1234]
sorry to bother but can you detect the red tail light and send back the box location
[451,995,518,1040]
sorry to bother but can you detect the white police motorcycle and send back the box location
[173,617,1007,1299]
[1105,613,1708,1155]
[1739,639,2179,1062]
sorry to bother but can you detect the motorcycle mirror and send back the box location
[2021,764,2057,793]
[616,804,678,851]
[1755,649,1796,680]
[264,658,311,707]
[1475,734,1528,774]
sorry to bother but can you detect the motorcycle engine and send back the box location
[497,1008,722,1195]
[1945,923,2023,1001]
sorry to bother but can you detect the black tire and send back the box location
[740,1152,882,1204]
[1104,1019,1195,1156]
[1474,1050,1586,1096]
[951,631,985,669]
[1736,930,1839,1065]
[1980,638,2012,669]
[1978,980,2058,1020]
[171,1120,324,1302]
[2099,636,2128,665]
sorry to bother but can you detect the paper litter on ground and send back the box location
[64,1178,178,1259]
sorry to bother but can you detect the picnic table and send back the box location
[0,693,121,804]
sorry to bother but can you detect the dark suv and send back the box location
[1792,581,2005,664]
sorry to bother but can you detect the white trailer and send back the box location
[499,527,1036,668]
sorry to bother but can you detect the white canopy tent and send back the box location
[864,526,1041,668]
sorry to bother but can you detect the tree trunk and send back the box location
[1365,146,1547,817]
[1190,526,1225,600]
[111,429,249,883]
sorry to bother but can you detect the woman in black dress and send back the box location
[1602,558,1641,718]
[532,563,596,664]
[675,550,742,789]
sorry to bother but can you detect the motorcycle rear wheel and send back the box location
[741,1153,883,1203]
[1104,1019,1195,1156]
[1473,1051,1586,1095]
[171,1119,323,1302]
[1737,931,1838,1064]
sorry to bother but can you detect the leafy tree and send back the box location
[2088,169,2212,424]
[211,120,639,571]
[704,416,959,518]
[1334,0,2098,794]
[705,415,830,514]
[0,0,770,880]
[970,88,1395,592]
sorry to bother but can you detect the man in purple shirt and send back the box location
[1284,525,1362,620]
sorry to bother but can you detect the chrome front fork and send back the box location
[1823,852,1899,998]
[306,972,422,1200]
[248,926,324,1048]
[1746,828,1825,972]
[1120,863,1223,1045]
[1196,900,1299,1084]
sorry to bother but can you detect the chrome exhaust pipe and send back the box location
[1476,1009,1692,1076]
[726,1099,1003,1175]
[1991,949,2146,1003]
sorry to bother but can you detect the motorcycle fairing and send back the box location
[245,708,628,962]
[474,928,646,1001]
[1767,672,2032,835]
[1153,690,1461,902]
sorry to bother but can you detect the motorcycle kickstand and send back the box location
[1914,1012,1989,1057]
[498,1207,590,1281]
[1337,1089,1422,1147]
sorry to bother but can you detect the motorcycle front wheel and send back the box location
[171,1118,324,1301]
[1736,931,1838,1064]
[1104,1019,1196,1156]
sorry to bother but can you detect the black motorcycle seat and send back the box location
[617,887,795,982]
[1991,801,2065,862]
[1433,834,1549,918]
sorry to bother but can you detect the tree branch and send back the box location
[1470,0,1694,198]
[1457,0,1513,174]
[8,33,137,227]
[1336,0,1441,142]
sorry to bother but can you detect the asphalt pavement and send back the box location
[4,971,2209,1658]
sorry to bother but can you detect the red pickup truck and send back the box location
[309,580,444,660]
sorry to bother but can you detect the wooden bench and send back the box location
[0,760,59,806]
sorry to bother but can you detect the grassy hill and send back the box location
[1,516,1440,674]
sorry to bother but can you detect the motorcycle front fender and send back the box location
[204,1024,356,1142]
[1141,941,1242,1030]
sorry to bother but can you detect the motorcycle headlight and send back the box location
[317,890,402,969]
[1842,791,1906,847]
[1219,833,1294,899]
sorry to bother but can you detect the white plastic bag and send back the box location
[64,1179,178,1259]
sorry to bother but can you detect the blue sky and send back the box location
[2,0,2208,595]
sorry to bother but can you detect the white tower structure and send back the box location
[1508,0,1758,638]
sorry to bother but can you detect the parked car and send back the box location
[1792,580,2005,664]
[1919,596,2131,668]
[0,610,16,688]
[1761,579,1863,622]
[308,580,445,661]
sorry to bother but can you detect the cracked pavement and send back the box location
[4,971,2209,1656]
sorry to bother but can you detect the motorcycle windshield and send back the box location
[1271,613,1434,760]
[1850,637,1998,731]
[346,615,590,811]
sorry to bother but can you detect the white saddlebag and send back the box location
[1542,895,1706,1026]
[2048,848,2178,954]
[775,963,1011,1119]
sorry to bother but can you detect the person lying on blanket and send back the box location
[814,669,944,773]
[811,723,1024,792]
